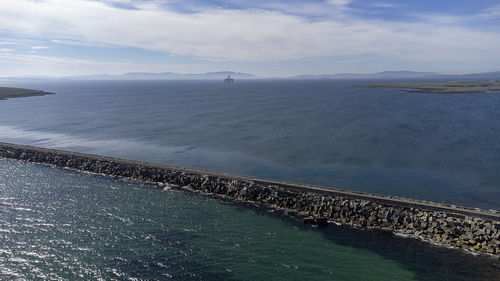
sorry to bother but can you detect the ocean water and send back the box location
[0,79,499,210]
[1,158,499,280]
[1,79,500,280]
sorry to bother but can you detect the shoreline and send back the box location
[357,81,500,94]
[0,87,55,100]
[0,141,499,259]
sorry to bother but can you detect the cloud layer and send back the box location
[0,0,499,76]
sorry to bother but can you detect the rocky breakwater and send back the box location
[0,142,499,259]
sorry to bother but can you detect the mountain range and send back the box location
[291,70,500,80]
[1,70,499,81]
[63,70,500,80]
[65,71,256,80]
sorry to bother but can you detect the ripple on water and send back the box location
[0,158,499,280]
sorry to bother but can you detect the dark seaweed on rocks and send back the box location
[0,142,499,259]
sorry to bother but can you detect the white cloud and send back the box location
[369,3,397,8]
[0,52,205,76]
[416,3,500,26]
[0,0,498,69]
[484,3,500,17]
[31,46,49,49]
[0,48,13,52]
[0,53,106,66]
[0,41,21,45]
[327,0,354,6]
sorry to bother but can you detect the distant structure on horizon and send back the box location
[224,75,234,83]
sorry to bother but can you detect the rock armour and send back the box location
[1,142,498,259]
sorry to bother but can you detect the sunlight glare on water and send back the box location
[1,159,499,280]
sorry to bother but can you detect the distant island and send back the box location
[3,70,500,81]
[0,87,55,100]
[62,71,255,80]
[291,70,500,80]
[358,81,500,94]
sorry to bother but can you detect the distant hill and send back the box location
[64,71,256,80]
[291,70,500,80]
[424,71,500,80]
[2,70,499,81]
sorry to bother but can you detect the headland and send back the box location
[358,81,500,94]
[0,142,499,259]
[0,87,55,100]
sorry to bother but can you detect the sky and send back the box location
[0,0,499,77]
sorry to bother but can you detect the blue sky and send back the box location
[0,0,499,77]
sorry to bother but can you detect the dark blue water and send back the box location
[1,79,499,210]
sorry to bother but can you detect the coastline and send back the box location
[0,87,55,100]
[357,81,500,94]
[0,141,499,259]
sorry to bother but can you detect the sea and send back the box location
[0,79,499,280]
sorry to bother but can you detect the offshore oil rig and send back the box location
[224,75,234,83]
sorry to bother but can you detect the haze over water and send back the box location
[1,79,499,210]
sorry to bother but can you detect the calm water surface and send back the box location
[0,79,499,210]
[1,159,499,280]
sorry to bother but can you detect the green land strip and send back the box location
[358,81,500,94]
[0,87,55,100]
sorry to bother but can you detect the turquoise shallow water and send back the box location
[1,158,499,280]
[0,79,499,210]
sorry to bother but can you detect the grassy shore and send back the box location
[358,81,500,94]
[0,87,55,100]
